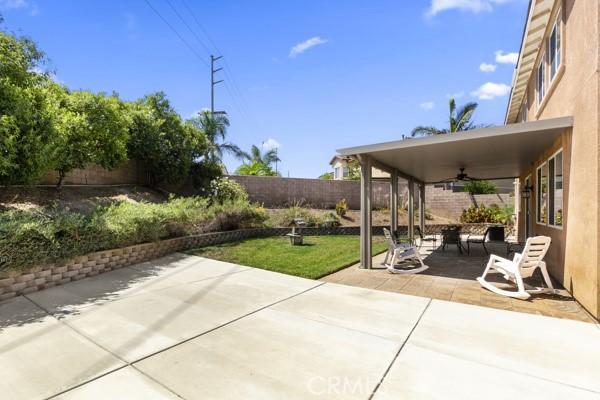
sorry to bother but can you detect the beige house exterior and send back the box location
[335,0,600,320]
[507,0,600,319]
[329,155,389,180]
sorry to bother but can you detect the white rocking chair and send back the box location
[382,228,428,274]
[477,235,557,299]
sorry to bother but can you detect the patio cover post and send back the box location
[419,183,425,233]
[390,170,398,235]
[408,178,414,243]
[359,155,372,269]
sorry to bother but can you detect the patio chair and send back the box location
[466,227,492,255]
[477,236,556,299]
[382,228,428,274]
[414,226,437,250]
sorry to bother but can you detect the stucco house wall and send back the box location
[514,0,599,317]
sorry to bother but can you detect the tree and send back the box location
[411,98,480,137]
[235,161,278,176]
[0,29,59,184]
[461,180,497,195]
[319,172,333,180]
[241,144,280,167]
[127,92,206,184]
[54,91,131,187]
[188,110,245,169]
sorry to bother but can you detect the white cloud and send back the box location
[471,82,511,100]
[262,138,281,150]
[0,0,28,9]
[420,101,435,110]
[289,36,328,58]
[495,50,519,64]
[479,62,497,72]
[0,0,39,16]
[446,91,465,99]
[426,0,517,17]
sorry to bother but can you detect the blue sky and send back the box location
[2,0,528,178]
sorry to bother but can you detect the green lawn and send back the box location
[189,235,387,279]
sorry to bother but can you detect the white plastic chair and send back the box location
[477,236,556,299]
[382,228,428,274]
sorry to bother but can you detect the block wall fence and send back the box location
[32,162,513,220]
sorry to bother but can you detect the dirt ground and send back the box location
[265,208,456,226]
[0,186,168,213]
[0,186,457,224]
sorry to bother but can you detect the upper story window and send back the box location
[334,166,341,179]
[548,11,562,82]
[537,56,545,105]
[342,167,349,178]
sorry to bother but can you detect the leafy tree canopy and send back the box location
[54,90,131,187]
[461,180,497,195]
[128,92,207,184]
[235,161,279,176]
[411,98,482,137]
[0,28,58,184]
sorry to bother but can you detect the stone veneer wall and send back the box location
[0,223,504,301]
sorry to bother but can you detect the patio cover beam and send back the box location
[336,117,572,184]
[419,183,425,234]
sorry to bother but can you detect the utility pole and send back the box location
[210,55,224,115]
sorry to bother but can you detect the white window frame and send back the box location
[536,162,547,225]
[536,148,563,229]
[548,10,562,83]
[548,148,564,229]
[537,54,546,106]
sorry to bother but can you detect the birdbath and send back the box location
[286,218,306,245]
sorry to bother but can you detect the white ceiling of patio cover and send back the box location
[336,117,572,184]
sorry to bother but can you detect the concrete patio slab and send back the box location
[136,307,401,399]
[52,263,321,362]
[3,253,600,399]
[54,367,181,400]
[406,300,600,393]
[373,343,600,400]
[0,297,124,400]
[27,253,248,315]
[272,282,430,343]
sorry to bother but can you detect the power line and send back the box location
[142,0,209,68]
[176,0,259,128]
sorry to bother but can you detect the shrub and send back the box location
[274,205,319,227]
[0,196,267,272]
[459,204,514,224]
[320,211,340,227]
[335,199,348,217]
[462,180,497,195]
[209,177,248,204]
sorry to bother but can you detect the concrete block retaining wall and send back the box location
[0,223,509,302]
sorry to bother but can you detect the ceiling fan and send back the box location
[440,167,481,183]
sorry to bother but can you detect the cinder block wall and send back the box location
[228,175,398,209]
[38,160,148,186]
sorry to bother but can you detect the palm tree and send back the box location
[411,98,480,136]
[241,144,281,167]
[189,110,246,164]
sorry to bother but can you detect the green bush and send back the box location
[462,180,497,195]
[320,211,340,227]
[459,204,514,224]
[274,205,319,227]
[209,177,248,204]
[0,196,267,271]
[335,199,348,217]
